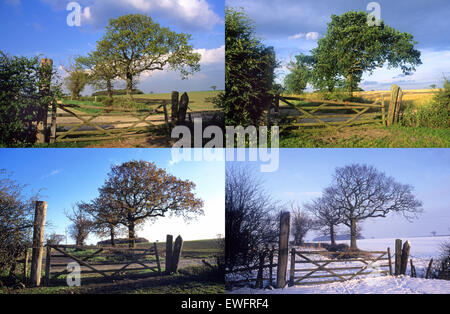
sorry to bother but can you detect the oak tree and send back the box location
[97,14,201,99]
[324,164,422,249]
[99,160,204,247]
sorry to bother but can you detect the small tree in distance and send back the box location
[305,195,344,246]
[291,203,314,245]
[65,204,93,246]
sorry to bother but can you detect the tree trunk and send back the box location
[106,79,113,103]
[126,72,133,101]
[330,225,336,245]
[128,221,135,248]
[347,74,353,98]
[350,219,357,250]
[109,225,115,247]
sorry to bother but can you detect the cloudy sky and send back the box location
[233,149,450,240]
[0,149,225,244]
[227,0,450,90]
[0,0,224,94]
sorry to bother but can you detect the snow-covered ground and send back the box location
[231,276,450,294]
[228,236,450,294]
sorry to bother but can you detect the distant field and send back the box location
[288,88,438,108]
[117,90,221,112]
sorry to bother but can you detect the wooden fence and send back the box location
[289,248,391,286]
[268,84,404,130]
[44,243,161,284]
[226,247,277,289]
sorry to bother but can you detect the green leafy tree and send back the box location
[64,58,89,100]
[97,14,200,99]
[284,54,315,94]
[76,41,119,105]
[219,7,278,126]
[313,11,422,96]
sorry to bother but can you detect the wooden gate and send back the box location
[49,100,170,143]
[289,248,392,286]
[270,96,386,130]
[44,243,161,283]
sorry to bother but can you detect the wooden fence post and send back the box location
[400,240,410,275]
[256,251,266,289]
[268,246,274,286]
[154,242,161,274]
[44,245,51,285]
[171,235,184,273]
[387,84,400,126]
[289,248,296,287]
[30,201,47,287]
[381,94,386,126]
[387,247,393,275]
[393,88,403,124]
[171,91,179,124]
[425,258,433,279]
[277,212,290,289]
[37,58,53,144]
[165,235,173,274]
[394,239,402,276]
[178,92,189,125]
[23,248,29,284]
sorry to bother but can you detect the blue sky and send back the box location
[227,0,450,90]
[0,148,225,244]
[0,0,224,94]
[229,149,450,239]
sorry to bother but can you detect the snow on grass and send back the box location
[230,276,450,294]
[227,237,450,294]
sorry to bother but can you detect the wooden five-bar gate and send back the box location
[289,248,392,286]
[268,84,404,130]
[49,100,171,143]
[44,243,161,284]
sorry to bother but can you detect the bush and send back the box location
[402,78,449,128]
[0,52,60,146]
[433,241,450,280]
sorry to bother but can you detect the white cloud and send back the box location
[194,45,225,65]
[288,32,319,40]
[41,169,62,179]
[80,0,222,30]
[361,49,450,89]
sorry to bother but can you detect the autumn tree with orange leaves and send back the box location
[98,160,204,247]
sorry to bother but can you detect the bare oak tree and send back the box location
[99,160,204,248]
[304,195,344,245]
[324,164,423,249]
